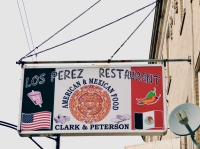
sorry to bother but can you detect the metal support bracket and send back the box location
[16,58,191,66]
[47,136,60,149]
[0,120,61,149]
[55,136,60,149]
[163,59,166,67]
[0,122,43,149]
[183,123,200,147]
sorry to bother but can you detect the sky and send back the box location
[0,1,156,149]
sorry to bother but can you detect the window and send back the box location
[180,0,186,34]
[172,0,178,14]
[169,16,173,40]
[166,26,172,94]
[180,0,186,19]
[172,2,177,25]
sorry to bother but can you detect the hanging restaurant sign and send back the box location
[17,64,167,137]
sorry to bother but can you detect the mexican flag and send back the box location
[134,110,163,130]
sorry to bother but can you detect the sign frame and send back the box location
[17,63,167,137]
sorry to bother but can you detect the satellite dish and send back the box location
[169,103,200,147]
[169,103,200,136]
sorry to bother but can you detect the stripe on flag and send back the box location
[21,111,51,131]
[134,110,163,130]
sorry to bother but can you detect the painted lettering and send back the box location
[25,73,46,88]
[90,124,129,130]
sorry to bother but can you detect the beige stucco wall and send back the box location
[154,0,200,124]
[129,0,200,148]
[125,138,180,149]
[193,0,200,65]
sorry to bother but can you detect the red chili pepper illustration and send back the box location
[136,88,161,105]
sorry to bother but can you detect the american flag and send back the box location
[21,111,51,131]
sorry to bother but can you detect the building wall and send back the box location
[193,0,200,65]
[128,0,200,148]
[125,138,180,149]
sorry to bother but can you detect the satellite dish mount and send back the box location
[169,103,200,147]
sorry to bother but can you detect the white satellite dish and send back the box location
[169,103,200,135]
[169,103,200,147]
